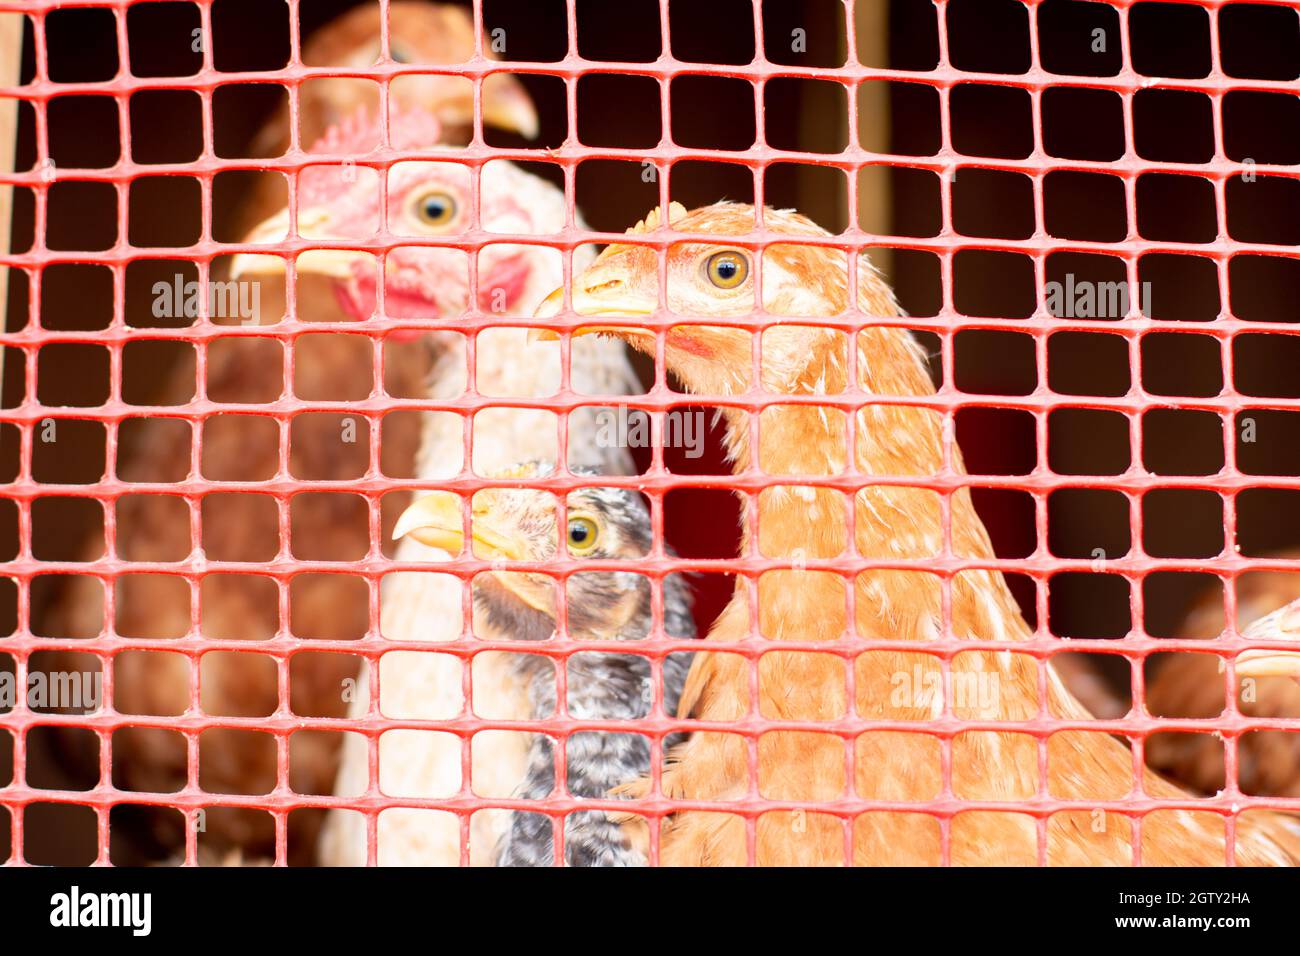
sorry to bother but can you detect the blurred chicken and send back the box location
[1146,561,1300,799]
[534,201,1300,865]
[40,1,540,865]
[239,0,536,236]
[240,156,641,865]
[393,467,694,866]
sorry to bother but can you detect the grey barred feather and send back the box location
[318,177,641,866]
[474,472,696,867]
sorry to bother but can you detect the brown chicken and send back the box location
[40,1,538,864]
[533,201,1300,865]
[1146,562,1300,800]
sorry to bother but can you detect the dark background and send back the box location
[1,0,1298,863]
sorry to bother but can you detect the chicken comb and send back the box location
[628,201,689,235]
[305,103,445,156]
[297,105,447,208]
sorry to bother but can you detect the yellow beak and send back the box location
[393,490,557,617]
[1233,601,1300,681]
[1235,649,1300,680]
[392,491,525,560]
[481,73,540,140]
[529,283,656,343]
[227,206,372,281]
[415,72,539,140]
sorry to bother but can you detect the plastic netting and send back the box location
[1,0,1298,866]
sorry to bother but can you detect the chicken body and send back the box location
[534,201,1300,866]
[394,470,696,865]
[263,167,645,863]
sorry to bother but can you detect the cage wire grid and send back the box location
[0,0,1296,866]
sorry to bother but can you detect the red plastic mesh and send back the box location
[0,0,1298,867]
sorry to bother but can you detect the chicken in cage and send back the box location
[0,0,1298,876]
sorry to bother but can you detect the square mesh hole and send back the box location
[1219,4,1300,81]
[1048,573,1131,640]
[115,416,189,481]
[24,804,97,866]
[1237,411,1300,477]
[859,81,940,156]
[577,0,661,61]
[40,263,113,331]
[1136,174,1217,244]
[952,170,1034,240]
[1048,332,1129,397]
[212,0,290,72]
[31,419,106,485]
[1142,489,1224,559]
[946,0,1029,74]
[765,78,846,153]
[1129,2,1211,79]
[950,84,1033,159]
[46,182,117,252]
[1044,171,1126,243]
[290,493,370,561]
[199,729,276,794]
[1037,0,1123,77]
[48,96,121,168]
[122,341,196,405]
[31,497,104,562]
[578,75,661,148]
[1224,91,1300,166]
[1144,571,1223,640]
[1042,87,1124,162]
[127,1,204,77]
[1141,409,1224,476]
[46,8,119,82]
[483,0,567,60]
[1134,89,1214,164]
[1227,176,1300,246]
[1141,333,1222,397]
[669,0,755,63]
[954,251,1035,319]
[1238,489,1300,558]
[1048,488,1131,560]
[1230,256,1299,324]
[1045,252,1129,322]
[115,574,191,640]
[953,330,1035,396]
[763,0,846,67]
[291,573,370,641]
[1048,409,1130,476]
[1234,335,1300,398]
[955,409,1037,477]
[201,573,278,641]
[1140,254,1220,323]
[129,89,203,164]
[128,176,202,247]
[202,495,280,561]
[672,76,756,151]
[116,494,192,562]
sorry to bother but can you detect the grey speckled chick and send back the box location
[391,464,696,866]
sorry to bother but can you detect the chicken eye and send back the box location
[705,250,749,290]
[566,516,600,554]
[415,191,458,227]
